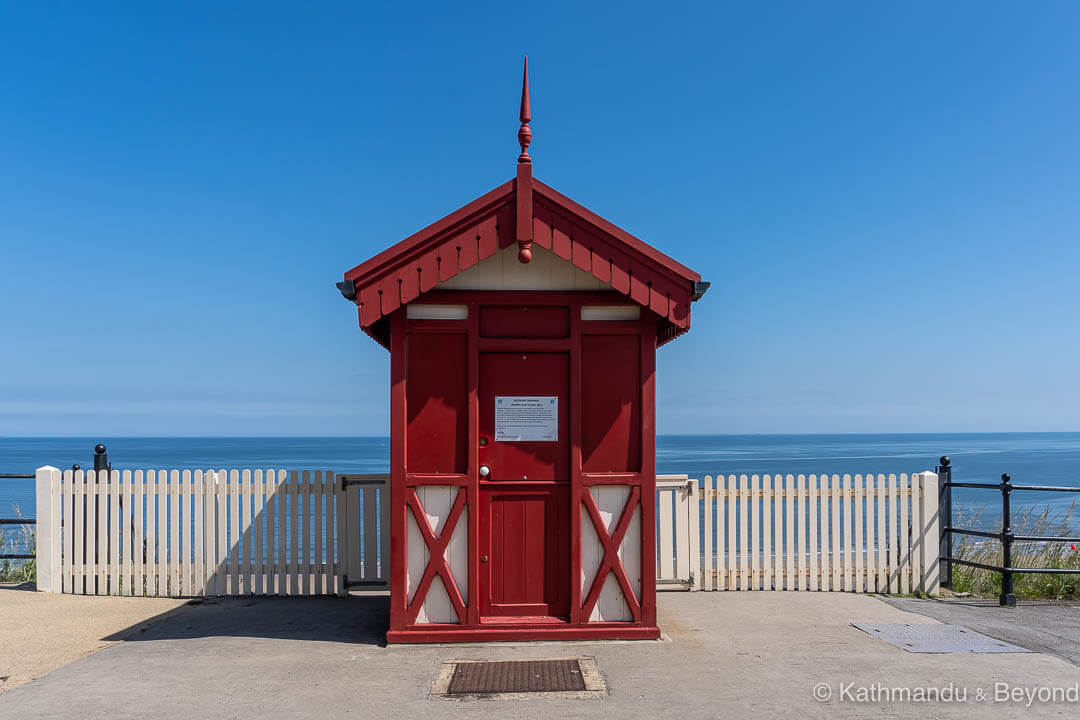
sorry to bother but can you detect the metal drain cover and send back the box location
[450,660,584,694]
[431,657,607,699]
[853,623,1032,653]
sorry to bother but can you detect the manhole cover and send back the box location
[450,659,584,694]
[853,623,1032,653]
[431,657,607,699]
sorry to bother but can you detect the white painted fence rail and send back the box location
[34,467,389,597]
[657,472,940,594]
[38,465,936,597]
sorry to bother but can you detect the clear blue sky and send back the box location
[2,2,1078,436]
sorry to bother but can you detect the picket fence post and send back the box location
[34,466,61,593]
[917,471,940,595]
[688,479,701,588]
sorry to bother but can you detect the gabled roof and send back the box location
[339,177,705,349]
[338,57,706,349]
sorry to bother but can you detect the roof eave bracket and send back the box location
[336,280,357,302]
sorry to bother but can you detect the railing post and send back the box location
[34,466,61,592]
[936,456,952,589]
[93,444,110,473]
[999,473,1016,607]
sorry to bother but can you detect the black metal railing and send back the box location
[0,472,36,560]
[938,456,1080,607]
[0,444,112,561]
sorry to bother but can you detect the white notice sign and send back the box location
[494,396,558,442]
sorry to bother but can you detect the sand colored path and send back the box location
[0,584,189,695]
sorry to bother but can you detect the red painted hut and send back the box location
[338,59,708,643]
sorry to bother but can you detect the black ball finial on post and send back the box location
[93,443,110,473]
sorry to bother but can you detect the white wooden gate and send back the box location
[339,474,390,591]
[34,467,389,596]
[657,472,940,594]
[656,475,699,589]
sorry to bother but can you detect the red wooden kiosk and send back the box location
[338,60,708,643]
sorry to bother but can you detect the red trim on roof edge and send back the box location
[532,179,700,283]
[344,180,515,285]
[342,177,701,349]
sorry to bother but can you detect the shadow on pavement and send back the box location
[102,594,390,646]
[0,582,36,592]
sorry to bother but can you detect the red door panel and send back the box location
[581,334,641,472]
[478,349,570,620]
[479,484,569,618]
[478,352,568,482]
[406,332,468,473]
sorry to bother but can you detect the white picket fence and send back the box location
[34,467,388,597]
[36,465,937,598]
[657,472,940,594]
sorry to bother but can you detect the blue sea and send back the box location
[2,434,1079,553]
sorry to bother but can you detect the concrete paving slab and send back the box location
[883,595,1080,667]
[853,623,1032,653]
[2,592,1079,719]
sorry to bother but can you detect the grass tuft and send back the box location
[951,501,1080,600]
[0,504,36,583]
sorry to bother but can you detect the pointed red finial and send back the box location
[517,56,531,164]
[515,56,534,263]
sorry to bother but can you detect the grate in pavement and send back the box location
[431,657,606,699]
[448,659,585,694]
[853,623,1032,653]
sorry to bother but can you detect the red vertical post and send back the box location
[516,165,533,263]
[639,318,658,626]
[389,310,408,632]
[466,301,481,625]
[568,297,584,623]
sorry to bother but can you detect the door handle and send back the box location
[481,555,489,563]
[479,465,491,477]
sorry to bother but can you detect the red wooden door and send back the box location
[478,352,570,620]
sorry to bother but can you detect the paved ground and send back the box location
[0,583,188,696]
[3,592,1080,719]
[884,595,1080,667]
